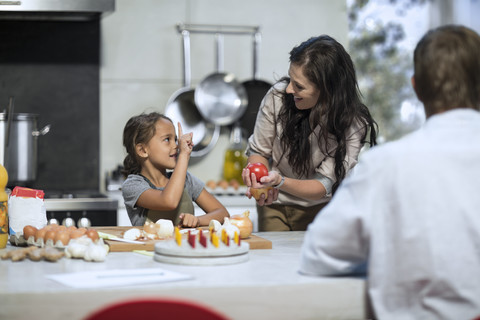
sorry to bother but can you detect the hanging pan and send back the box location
[165,30,220,158]
[194,33,248,126]
[240,32,272,138]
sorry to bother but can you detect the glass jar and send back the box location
[223,124,247,185]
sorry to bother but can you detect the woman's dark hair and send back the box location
[277,35,378,193]
[413,25,480,114]
[122,112,172,177]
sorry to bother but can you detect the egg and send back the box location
[55,231,70,246]
[217,180,229,190]
[70,228,86,239]
[23,225,38,240]
[206,180,217,189]
[35,228,47,241]
[66,226,77,234]
[45,230,57,242]
[77,227,87,233]
[229,179,240,190]
[56,225,67,233]
[85,229,99,242]
[44,224,59,232]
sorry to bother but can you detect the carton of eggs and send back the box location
[22,224,99,249]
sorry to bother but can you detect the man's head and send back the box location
[412,25,480,117]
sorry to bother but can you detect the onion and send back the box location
[230,210,253,239]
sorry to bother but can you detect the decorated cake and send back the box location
[154,227,249,265]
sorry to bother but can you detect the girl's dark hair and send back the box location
[276,35,378,194]
[122,112,172,177]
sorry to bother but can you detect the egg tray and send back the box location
[9,234,68,250]
[205,185,247,196]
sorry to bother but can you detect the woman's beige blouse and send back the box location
[245,82,367,207]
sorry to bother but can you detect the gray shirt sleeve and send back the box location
[122,174,151,226]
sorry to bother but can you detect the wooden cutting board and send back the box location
[94,226,272,252]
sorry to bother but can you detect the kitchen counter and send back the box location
[0,232,370,320]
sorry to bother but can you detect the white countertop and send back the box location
[0,232,370,319]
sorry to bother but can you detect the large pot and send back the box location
[0,99,50,186]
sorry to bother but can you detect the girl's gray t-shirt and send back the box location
[122,172,204,226]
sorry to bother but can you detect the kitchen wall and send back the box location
[100,0,348,191]
[0,20,100,191]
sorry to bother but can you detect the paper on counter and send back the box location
[47,268,193,289]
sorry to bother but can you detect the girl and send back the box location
[121,112,229,227]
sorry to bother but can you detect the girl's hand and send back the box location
[177,122,194,155]
[178,213,199,228]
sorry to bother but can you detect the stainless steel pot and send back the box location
[1,98,50,185]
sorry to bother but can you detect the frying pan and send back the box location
[194,33,249,126]
[240,32,272,138]
[165,30,220,158]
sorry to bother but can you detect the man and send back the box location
[299,25,480,319]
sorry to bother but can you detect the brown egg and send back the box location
[217,180,229,190]
[70,228,86,239]
[206,180,217,189]
[56,225,67,233]
[229,179,240,190]
[35,228,47,241]
[66,226,77,233]
[45,230,57,242]
[23,225,38,240]
[44,224,58,232]
[54,231,70,246]
[85,229,99,242]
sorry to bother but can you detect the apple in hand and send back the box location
[250,186,273,201]
[246,162,268,182]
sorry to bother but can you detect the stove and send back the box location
[43,190,118,227]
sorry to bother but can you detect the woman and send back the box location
[242,35,378,231]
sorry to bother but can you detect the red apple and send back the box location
[246,162,268,182]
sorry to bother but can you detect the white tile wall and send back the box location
[100,0,348,191]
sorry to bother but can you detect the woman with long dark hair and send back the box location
[242,35,378,231]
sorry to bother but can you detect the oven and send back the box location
[44,191,118,227]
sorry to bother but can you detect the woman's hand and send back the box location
[178,213,199,228]
[177,122,194,156]
[253,187,279,206]
[243,168,281,205]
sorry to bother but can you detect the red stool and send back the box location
[84,298,230,320]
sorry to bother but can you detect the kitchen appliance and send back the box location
[0,0,115,21]
[44,191,118,227]
[1,97,50,187]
